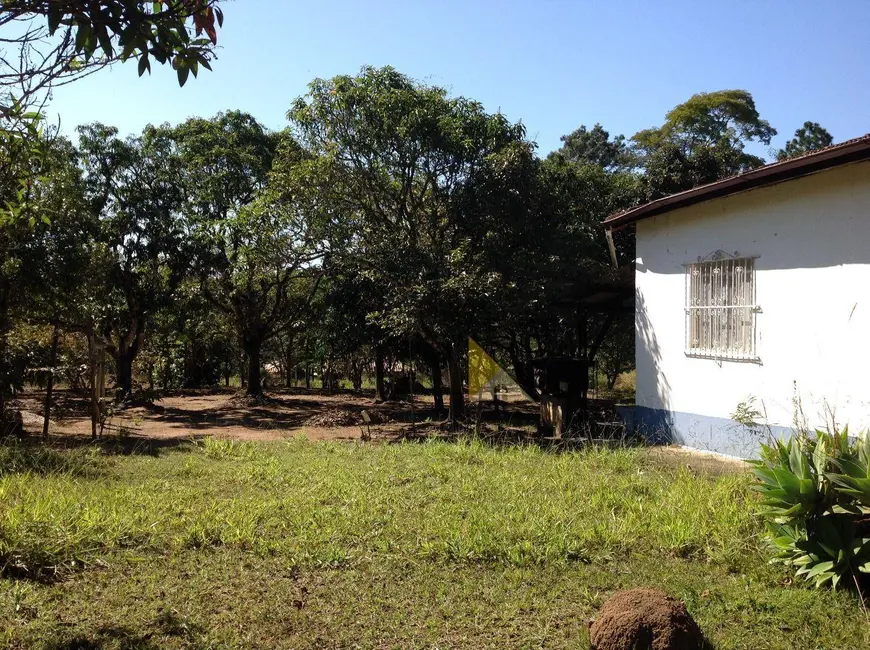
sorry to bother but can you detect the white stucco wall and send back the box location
[635,160,870,455]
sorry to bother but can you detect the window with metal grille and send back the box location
[685,254,758,361]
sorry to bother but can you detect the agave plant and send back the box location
[750,428,870,589]
[766,516,870,589]
[828,432,870,507]
[749,436,829,524]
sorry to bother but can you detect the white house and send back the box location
[604,135,870,458]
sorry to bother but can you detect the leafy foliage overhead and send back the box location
[1,0,225,111]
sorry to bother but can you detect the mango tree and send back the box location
[289,66,539,424]
[176,113,325,396]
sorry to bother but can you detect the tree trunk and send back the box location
[162,343,172,389]
[42,321,60,440]
[351,359,363,392]
[147,359,155,391]
[114,317,145,399]
[116,347,134,398]
[586,312,616,365]
[240,348,247,389]
[245,341,262,397]
[374,346,386,402]
[98,344,106,399]
[0,281,9,429]
[607,373,619,391]
[284,336,294,388]
[447,342,465,425]
[431,355,444,416]
[321,361,332,395]
[508,339,540,402]
[0,269,15,431]
[87,330,99,439]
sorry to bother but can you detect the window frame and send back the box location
[684,251,760,363]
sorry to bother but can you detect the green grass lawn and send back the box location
[1,438,867,649]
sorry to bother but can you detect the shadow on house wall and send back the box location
[633,285,673,444]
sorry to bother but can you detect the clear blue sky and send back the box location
[46,0,870,157]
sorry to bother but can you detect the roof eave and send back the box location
[603,138,870,231]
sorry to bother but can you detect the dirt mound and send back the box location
[305,409,361,428]
[590,588,704,650]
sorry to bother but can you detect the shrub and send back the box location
[750,429,870,589]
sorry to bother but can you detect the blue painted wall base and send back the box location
[620,406,793,459]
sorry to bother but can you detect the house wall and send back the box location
[634,160,870,458]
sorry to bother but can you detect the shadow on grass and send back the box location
[47,433,201,457]
[0,436,200,482]
[42,611,203,649]
[0,441,106,478]
[44,628,156,650]
[391,397,639,455]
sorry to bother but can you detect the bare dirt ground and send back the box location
[10,388,746,473]
[13,388,442,444]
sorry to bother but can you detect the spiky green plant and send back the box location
[750,429,870,589]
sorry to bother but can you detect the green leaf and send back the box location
[772,536,796,550]
[177,64,190,87]
[798,478,816,497]
[835,458,867,479]
[815,518,843,555]
[75,23,92,53]
[96,25,114,59]
[813,435,828,477]
[152,47,168,65]
[790,442,810,480]
[814,571,836,588]
[753,468,780,486]
[772,468,802,495]
[48,4,63,34]
[805,560,835,579]
[138,54,151,77]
